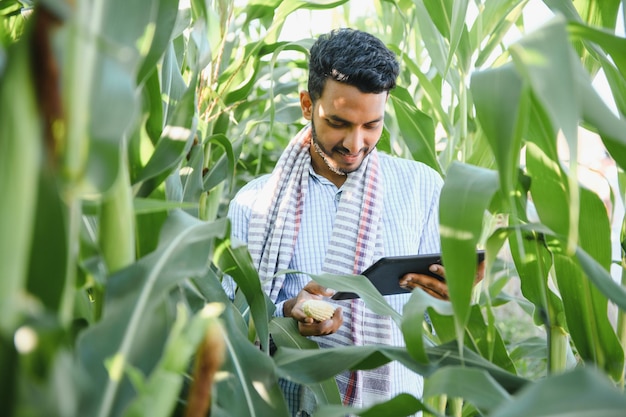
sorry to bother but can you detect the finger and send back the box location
[429,263,445,278]
[406,274,447,291]
[304,280,335,297]
[419,285,449,301]
[298,308,343,336]
[318,309,344,335]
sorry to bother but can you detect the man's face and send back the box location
[300,79,388,186]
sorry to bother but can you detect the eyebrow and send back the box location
[326,114,384,125]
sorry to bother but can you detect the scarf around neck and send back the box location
[247,125,392,408]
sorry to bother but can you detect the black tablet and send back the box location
[331,250,485,300]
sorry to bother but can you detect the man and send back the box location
[227,28,453,415]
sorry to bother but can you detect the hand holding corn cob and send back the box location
[283,281,343,336]
[302,299,337,322]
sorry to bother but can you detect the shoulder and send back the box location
[229,174,271,211]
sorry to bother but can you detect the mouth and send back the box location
[336,150,364,165]
[339,154,361,165]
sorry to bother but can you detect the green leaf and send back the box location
[203,134,237,192]
[136,0,180,85]
[214,307,291,417]
[180,143,205,218]
[506,223,566,327]
[140,68,165,146]
[390,88,440,174]
[576,247,626,312]
[424,366,511,413]
[214,236,274,351]
[273,345,404,385]
[274,342,527,393]
[510,16,580,155]
[401,289,451,363]
[429,306,517,373]
[471,63,526,193]
[133,197,198,214]
[544,0,622,43]
[315,393,431,417]
[413,0,455,90]
[160,42,189,125]
[269,318,342,407]
[26,171,68,313]
[439,162,500,342]
[553,254,624,380]
[391,47,448,130]
[489,367,626,417]
[447,0,470,73]
[135,83,198,197]
[123,303,225,417]
[76,211,229,417]
[0,34,41,333]
[525,142,570,238]
[472,0,524,68]
[99,148,135,274]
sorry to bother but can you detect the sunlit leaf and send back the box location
[439,162,500,343]
[471,63,526,193]
[390,88,440,174]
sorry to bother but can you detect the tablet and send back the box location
[331,250,485,300]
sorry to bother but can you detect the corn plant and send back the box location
[2,0,626,416]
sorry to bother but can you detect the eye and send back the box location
[326,119,346,128]
[364,122,381,130]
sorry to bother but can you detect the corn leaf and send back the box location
[214,235,275,351]
[136,0,180,85]
[471,63,526,193]
[123,304,225,417]
[214,307,291,417]
[135,83,198,196]
[424,366,511,413]
[428,305,517,373]
[439,162,500,345]
[269,318,342,407]
[273,342,527,393]
[315,393,431,417]
[76,211,228,416]
[0,34,41,333]
[390,87,441,174]
[489,366,626,417]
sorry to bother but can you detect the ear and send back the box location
[300,91,313,120]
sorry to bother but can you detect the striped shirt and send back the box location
[226,151,443,407]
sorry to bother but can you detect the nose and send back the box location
[343,128,365,154]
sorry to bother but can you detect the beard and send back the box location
[310,120,364,176]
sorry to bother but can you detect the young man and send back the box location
[227,28,450,415]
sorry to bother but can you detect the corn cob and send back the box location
[302,300,336,321]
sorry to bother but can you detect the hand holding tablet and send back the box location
[331,250,485,300]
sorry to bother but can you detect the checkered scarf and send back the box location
[248,125,392,409]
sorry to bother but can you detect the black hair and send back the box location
[307,28,400,102]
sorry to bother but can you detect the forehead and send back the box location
[316,79,387,122]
